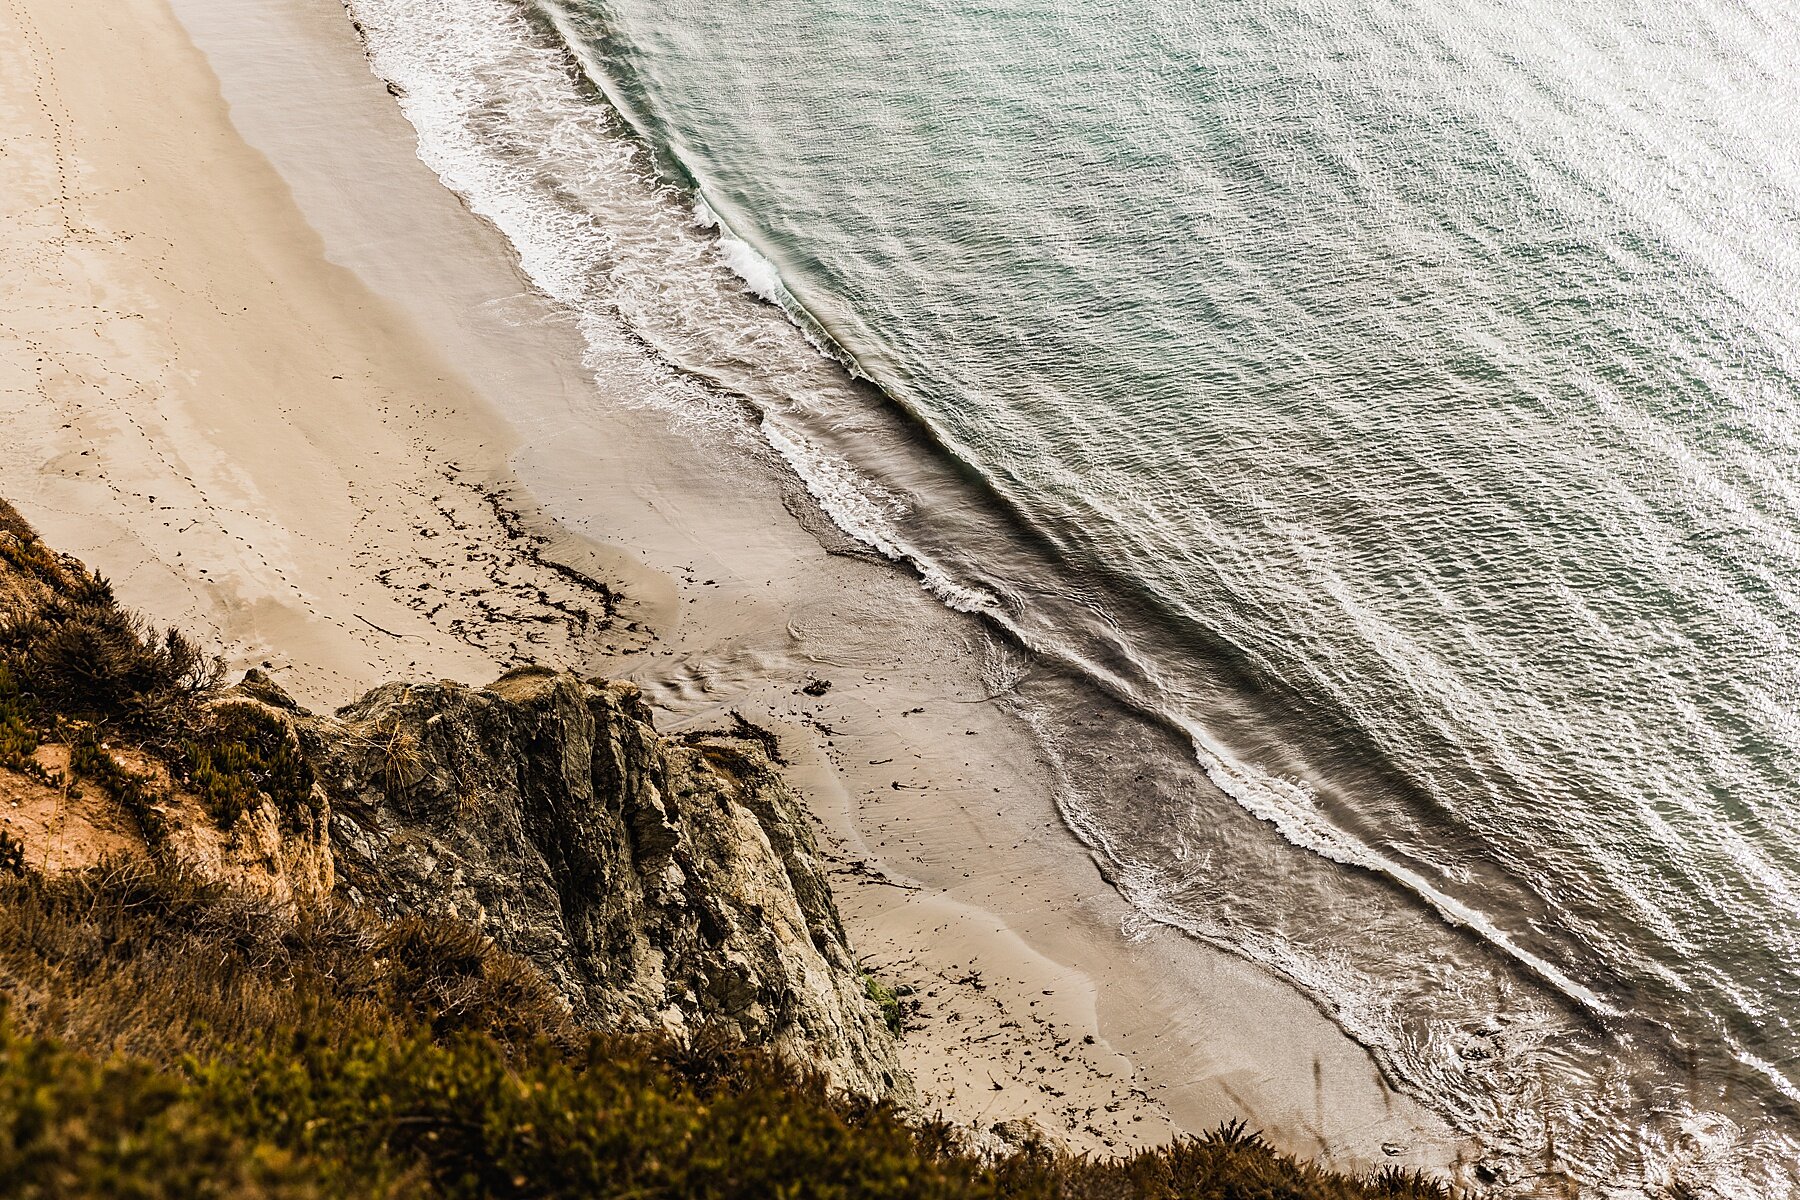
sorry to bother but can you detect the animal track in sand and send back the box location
[5,0,81,244]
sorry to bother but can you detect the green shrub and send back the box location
[0,500,36,544]
[69,733,170,852]
[0,1020,329,1200]
[373,914,573,1045]
[183,702,316,831]
[0,594,218,737]
[0,667,36,770]
[993,1120,1457,1199]
[0,542,323,840]
[863,969,906,1035]
[0,533,66,591]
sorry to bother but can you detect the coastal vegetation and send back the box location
[0,864,1448,1200]
[0,501,1451,1198]
[0,499,279,848]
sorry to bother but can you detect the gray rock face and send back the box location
[298,665,904,1100]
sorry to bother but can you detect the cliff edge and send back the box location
[0,499,901,1099]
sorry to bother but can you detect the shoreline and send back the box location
[2,0,1462,1177]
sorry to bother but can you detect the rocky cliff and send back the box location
[296,666,904,1099]
[0,501,903,1100]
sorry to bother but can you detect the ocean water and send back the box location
[345,0,1800,1192]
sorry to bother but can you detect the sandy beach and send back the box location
[0,0,1461,1176]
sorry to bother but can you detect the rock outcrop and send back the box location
[300,665,904,1100]
[1,500,903,1100]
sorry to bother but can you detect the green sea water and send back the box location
[348,0,1800,1191]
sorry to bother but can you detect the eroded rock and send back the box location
[304,665,905,1100]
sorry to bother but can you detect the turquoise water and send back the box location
[350,0,1800,1191]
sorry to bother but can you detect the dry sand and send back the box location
[0,0,1465,1177]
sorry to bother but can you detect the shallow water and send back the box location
[348,0,1800,1191]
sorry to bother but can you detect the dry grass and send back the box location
[0,863,1451,1200]
[0,862,571,1062]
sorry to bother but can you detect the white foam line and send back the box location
[346,0,918,576]
[694,198,788,306]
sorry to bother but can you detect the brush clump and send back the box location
[0,502,310,848]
